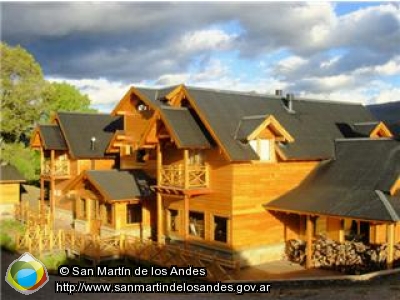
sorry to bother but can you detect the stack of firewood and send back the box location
[285,239,306,265]
[285,236,398,274]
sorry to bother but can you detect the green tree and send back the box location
[1,43,96,181]
[42,82,96,121]
[1,42,46,143]
[1,143,40,182]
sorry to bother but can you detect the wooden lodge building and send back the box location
[31,85,400,267]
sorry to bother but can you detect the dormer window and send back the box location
[249,139,271,161]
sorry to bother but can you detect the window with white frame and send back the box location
[249,139,271,161]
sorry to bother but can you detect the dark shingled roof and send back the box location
[265,139,400,221]
[136,86,179,108]
[86,170,155,201]
[368,102,400,137]
[160,106,211,149]
[57,112,123,159]
[234,115,268,141]
[0,164,25,182]
[185,87,376,161]
[368,101,400,124]
[351,122,379,137]
[38,125,68,150]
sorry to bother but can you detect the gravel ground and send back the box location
[2,250,399,300]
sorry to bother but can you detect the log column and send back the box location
[339,219,345,243]
[50,150,55,228]
[387,223,395,269]
[183,149,189,249]
[156,144,164,243]
[306,215,314,269]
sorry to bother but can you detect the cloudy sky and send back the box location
[2,2,400,111]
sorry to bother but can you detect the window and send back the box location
[214,216,228,243]
[169,209,179,232]
[127,204,142,224]
[249,139,271,161]
[105,203,113,225]
[80,198,86,219]
[136,149,147,163]
[189,150,204,165]
[136,101,149,112]
[189,211,205,238]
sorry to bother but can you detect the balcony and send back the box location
[160,164,209,189]
[42,159,70,177]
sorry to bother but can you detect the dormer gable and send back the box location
[234,115,294,162]
[352,121,393,138]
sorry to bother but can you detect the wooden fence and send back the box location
[14,228,240,281]
[14,204,51,228]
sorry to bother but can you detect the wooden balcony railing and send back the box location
[42,159,70,176]
[160,164,209,189]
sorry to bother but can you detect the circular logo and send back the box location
[5,252,49,295]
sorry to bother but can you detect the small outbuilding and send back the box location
[0,163,26,218]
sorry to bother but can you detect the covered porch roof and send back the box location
[265,139,400,222]
[64,169,155,202]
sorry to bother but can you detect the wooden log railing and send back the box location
[42,158,70,176]
[14,204,51,228]
[14,228,240,281]
[160,164,209,189]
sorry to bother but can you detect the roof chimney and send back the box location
[275,89,283,97]
[90,136,96,151]
[285,93,295,113]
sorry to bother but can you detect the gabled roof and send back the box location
[56,112,123,159]
[265,139,400,222]
[182,86,376,161]
[86,170,155,201]
[136,86,179,107]
[66,169,155,201]
[37,125,68,150]
[0,164,25,183]
[159,106,211,149]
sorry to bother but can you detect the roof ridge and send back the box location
[185,85,364,106]
[353,121,380,125]
[241,114,268,120]
[375,190,400,221]
[335,137,394,142]
[160,105,188,111]
[57,111,111,116]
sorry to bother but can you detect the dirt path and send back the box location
[2,250,399,299]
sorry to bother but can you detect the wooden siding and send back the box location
[0,183,20,204]
[162,148,233,245]
[230,161,317,248]
[369,223,400,245]
[78,159,115,173]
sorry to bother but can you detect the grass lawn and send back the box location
[0,219,26,251]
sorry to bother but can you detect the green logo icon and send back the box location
[5,252,49,295]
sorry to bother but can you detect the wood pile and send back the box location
[285,236,400,274]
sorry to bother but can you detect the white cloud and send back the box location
[374,87,400,104]
[155,73,190,86]
[180,29,236,53]
[277,55,307,73]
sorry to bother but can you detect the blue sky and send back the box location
[2,2,400,111]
